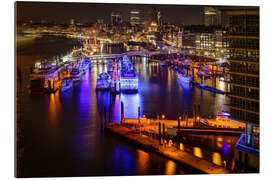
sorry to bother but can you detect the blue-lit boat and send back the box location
[107,59,114,73]
[197,66,211,78]
[61,78,73,92]
[70,68,82,82]
[177,73,193,84]
[96,72,111,91]
[120,68,138,92]
[79,58,91,74]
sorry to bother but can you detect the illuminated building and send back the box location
[120,56,138,92]
[130,11,141,26]
[204,7,221,26]
[70,19,75,26]
[226,9,259,172]
[227,9,259,124]
[195,29,228,57]
[111,11,122,26]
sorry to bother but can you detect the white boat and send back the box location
[80,58,91,73]
[107,59,114,73]
[61,78,73,92]
[120,69,138,92]
[177,73,193,83]
[70,68,82,82]
[96,72,111,90]
[197,70,211,78]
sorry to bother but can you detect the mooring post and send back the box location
[159,122,161,145]
[108,105,111,123]
[53,80,55,91]
[163,123,166,146]
[121,101,124,124]
[138,106,141,124]
[48,80,51,91]
[177,115,181,139]
[213,75,216,88]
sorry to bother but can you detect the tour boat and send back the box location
[197,65,211,78]
[197,70,211,78]
[120,68,138,92]
[61,78,73,92]
[177,73,193,84]
[96,72,111,90]
[107,59,114,73]
[70,68,82,82]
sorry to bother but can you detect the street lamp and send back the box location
[161,114,166,119]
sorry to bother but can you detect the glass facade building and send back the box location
[226,9,259,124]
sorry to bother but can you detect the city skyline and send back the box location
[16,2,257,26]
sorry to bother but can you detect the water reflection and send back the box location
[193,147,203,158]
[48,91,61,127]
[212,152,222,166]
[18,37,234,176]
[137,149,150,173]
[165,160,176,175]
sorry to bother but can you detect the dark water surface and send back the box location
[16,36,236,177]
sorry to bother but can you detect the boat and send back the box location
[197,65,211,78]
[177,73,193,84]
[70,68,82,82]
[96,72,111,90]
[29,61,62,93]
[61,78,73,92]
[79,58,91,73]
[159,61,166,66]
[120,68,138,92]
[107,59,114,73]
[197,70,211,78]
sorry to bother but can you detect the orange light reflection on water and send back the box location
[137,149,149,173]
[165,160,176,175]
[212,152,222,166]
[48,91,61,127]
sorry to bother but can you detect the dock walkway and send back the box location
[105,123,231,174]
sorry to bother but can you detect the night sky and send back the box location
[16,1,258,25]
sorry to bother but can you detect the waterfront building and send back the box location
[111,11,122,26]
[130,11,141,26]
[70,19,75,26]
[204,7,221,26]
[226,8,259,172]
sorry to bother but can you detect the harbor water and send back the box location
[16,35,238,177]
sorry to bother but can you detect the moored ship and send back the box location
[96,72,111,91]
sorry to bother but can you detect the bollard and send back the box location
[48,80,51,91]
[108,105,111,123]
[163,123,165,144]
[138,106,141,124]
[159,122,161,145]
[121,101,124,124]
[213,75,216,88]
[177,115,181,138]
